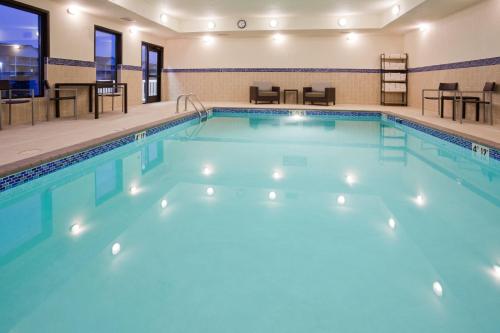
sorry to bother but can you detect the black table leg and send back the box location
[55,84,61,118]
[88,86,93,113]
[94,85,99,119]
[124,85,128,114]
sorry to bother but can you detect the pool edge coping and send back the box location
[0,112,198,179]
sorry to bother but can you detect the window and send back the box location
[95,26,121,82]
[0,1,48,97]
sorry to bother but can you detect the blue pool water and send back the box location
[1,111,499,333]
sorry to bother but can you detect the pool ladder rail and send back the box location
[176,94,209,122]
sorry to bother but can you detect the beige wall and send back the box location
[403,0,500,124]
[404,0,500,68]
[164,34,403,104]
[165,34,403,69]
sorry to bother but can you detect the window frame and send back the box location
[0,0,50,97]
[94,25,122,82]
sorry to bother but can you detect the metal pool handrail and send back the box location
[176,94,208,122]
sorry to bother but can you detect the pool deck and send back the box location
[0,101,499,177]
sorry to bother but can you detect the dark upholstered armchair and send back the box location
[250,81,280,104]
[303,83,336,105]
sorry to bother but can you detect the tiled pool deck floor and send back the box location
[0,101,499,177]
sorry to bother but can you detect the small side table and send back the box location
[283,89,299,104]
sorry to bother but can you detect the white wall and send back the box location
[15,0,167,66]
[165,33,404,69]
[404,0,500,68]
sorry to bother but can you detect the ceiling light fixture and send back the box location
[160,13,168,24]
[269,19,278,28]
[346,32,357,41]
[338,18,347,27]
[392,5,401,15]
[207,21,216,30]
[202,35,214,44]
[272,33,284,42]
[67,6,78,15]
[129,25,138,34]
[419,23,430,32]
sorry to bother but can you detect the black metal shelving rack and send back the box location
[380,53,408,106]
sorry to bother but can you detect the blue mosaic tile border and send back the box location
[386,115,500,161]
[163,67,380,74]
[212,107,381,118]
[409,56,500,73]
[47,57,96,68]
[0,113,199,193]
[119,64,143,71]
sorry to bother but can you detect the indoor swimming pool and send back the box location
[1,108,499,333]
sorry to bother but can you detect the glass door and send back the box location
[141,42,163,103]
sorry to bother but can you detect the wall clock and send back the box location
[237,19,247,29]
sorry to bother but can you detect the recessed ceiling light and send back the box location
[388,218,396,230]
[129,25,138,34]
[346,32,357,41]
[160,13,168,23]
[419,23,430,32]
[337,195,346,205]
[269,191,277,200]
[338,18,347,27]
[161,199,168,209]
[272,170,283,180]
[202,165,213,175]
[415,194,425,206]
[207,21,216,30]
[392,5,401,15]
[67,6,78,15]
[345,174,356,185]
[269,19,278,28]
[272,33,284,42]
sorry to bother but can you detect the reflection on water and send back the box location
[0,115,499,333]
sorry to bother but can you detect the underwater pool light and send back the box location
[70,223,82,235]
[388,218,396,230]
[269,191,277,200]
[206,187,215,196]
[161,199,168,209]
[337,195,346,205]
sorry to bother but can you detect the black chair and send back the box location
[422,83,459,120]
[44,80,78,120]
[460,82,496,124]
[0,80,35,130]
[249,81,280,104]
[96,80,124,113]
[303,83,336,106]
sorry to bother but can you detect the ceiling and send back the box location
[54,0,485,37]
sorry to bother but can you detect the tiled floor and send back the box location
[0,101,499,176]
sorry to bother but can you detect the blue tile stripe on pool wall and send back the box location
[47,57,96,68]
[163,68,381,73]
[408,56,500,73]
[0,113,198,193]
[163,56,500,73]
